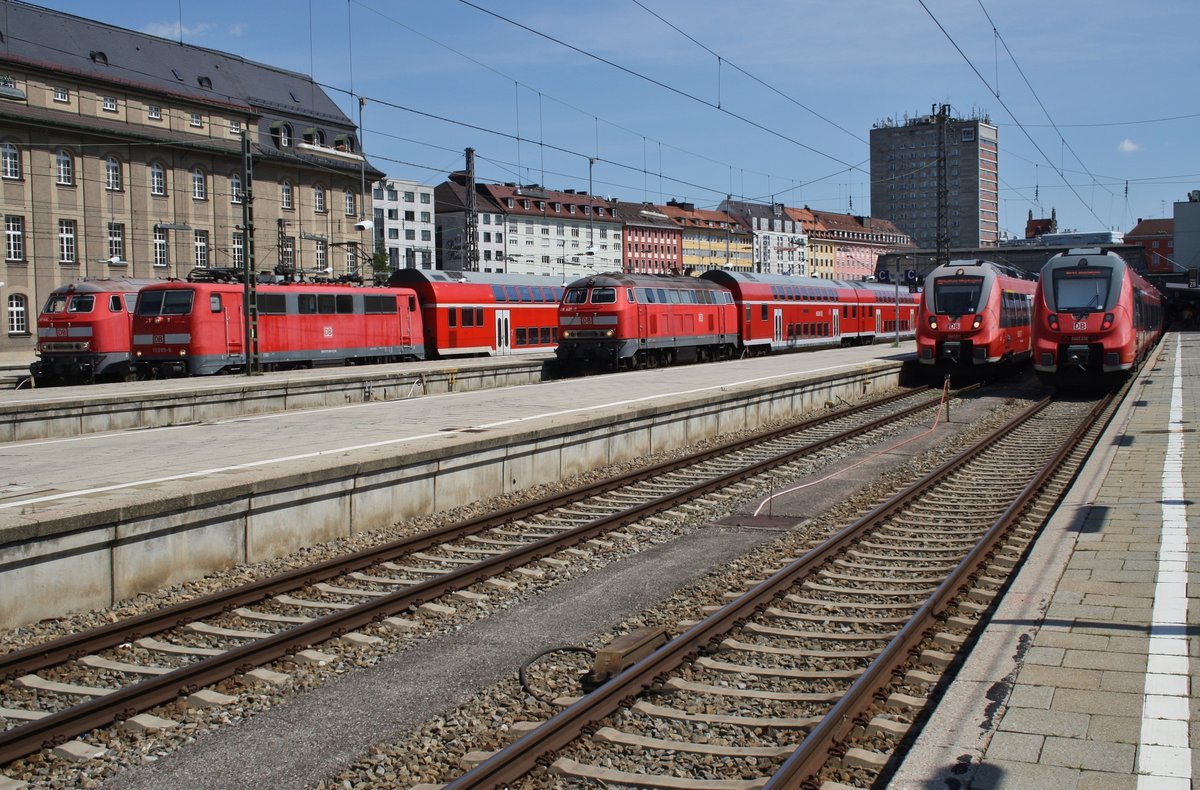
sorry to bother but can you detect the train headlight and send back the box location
[927,316,937,330]
[562,330,573,340]
[605,330,614,338]
[1101,312,1114,330]
[1048,314,1060,331]
[80,341,90,351]
[179,349,188,357]
[134,350,142,358]
[971,316,982,330]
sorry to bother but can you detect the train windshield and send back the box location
[590,288,617,304]
[137,289,195,316]
[563,288,588,304]
[1052,269,1112,312]
[42,294,68,313]
[933,275,985,315]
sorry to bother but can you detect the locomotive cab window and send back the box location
[109,295,123,312]
[44,295,68,313]
[123,294,137,311]
[591,287,616,304]
[933,276,984,315]
[67,295,94,313]
[564,288,587,304]
[209,294,222,313]
[138,290,194,316]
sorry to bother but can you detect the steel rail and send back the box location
[763,391,1115,788]
[443,395,1059,789]
[0,386,942,764]
[0,386,934,682]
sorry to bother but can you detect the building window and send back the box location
[153,227,168,267]
[7,294,27,335]
[194,230,209,267]
[5,215,23,261]
[421,230,432,242]
[344,242,358,275]
[404,229,415,241]
[192,168,206,200]
[55,149,74,185]
[105,156,122,191]
[420,211,431,223]
[388,228,399,240]
[53,86,69,103]
[150,162,166,196]
[59,219,76,263]
[403,190,414,202]
[272,123,292,148]
[388,188,399,201]
[232,232,244,267]
[314,238,327,271]
[189,112,203,128]
[147,104,162,120]
[228,119,242,135]
[107,223,125,262]
[281,180,294,210]
[102,96,118,112]
[420,192,430,204]
[1,143,20,179]
[344,190,356,216]
[230,173,243,204]
[313,184,326,213]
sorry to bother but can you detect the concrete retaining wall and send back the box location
[0,359,547,442]
[0,361,904,628]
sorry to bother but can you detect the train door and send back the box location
[875,307,882,336]
[773,309,783,346]
[832,310,840,340]
[494,309,511,355]
[217,292,244,360]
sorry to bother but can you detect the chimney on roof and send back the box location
[448,171,468,186]
[564,189,575,194]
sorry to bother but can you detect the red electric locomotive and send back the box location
[557,273,738,371]
[30,277,161,385]
[1032,248,1164,386]
[916,260,1036,373]
[700,271,919,353]
[388,269,561,358]
[132,279,423,377]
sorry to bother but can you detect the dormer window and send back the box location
[506,198,514,208]
[270,122,292,148]
[197,76,212,89]
[90,51,108,65]
[553,202,561,212]
[521,199,530,209]
[568,205,576,214]
[101,96,117,112]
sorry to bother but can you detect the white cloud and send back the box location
[228,24,246,37]
[1118,138,1143,153]
[140,21,213,40]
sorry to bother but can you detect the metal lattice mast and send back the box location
[241,131,259,374]
[463,148,480,271]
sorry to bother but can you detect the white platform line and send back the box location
[1137,335,1191,789]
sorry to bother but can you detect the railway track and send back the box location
[442,389,1118,789]
[0,384,950,767]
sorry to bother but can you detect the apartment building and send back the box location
[372,178,436,271]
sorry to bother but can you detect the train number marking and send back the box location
[153,334,164,344]
[1073,321,1088,330]
[948,321,961,331]
[323,326,333,338]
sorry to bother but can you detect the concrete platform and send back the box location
[0,354,551,441]
[0,343,913,628]
[892,331,1198,789]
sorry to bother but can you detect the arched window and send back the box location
[230,173,243,204]
[281,180,294,210]
[7,293,28,335]
[104,155,122,191]
[1,143,21,179]
[192,168,206,200]
[150,162,166,196]
[270,122,292,149]
[55,149,73,185]
[313,184,325,213]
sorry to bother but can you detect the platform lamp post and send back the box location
[894,254,918,347]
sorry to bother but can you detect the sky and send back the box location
[26,0,1200,239]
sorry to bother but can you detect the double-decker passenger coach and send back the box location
[388,270,562,358]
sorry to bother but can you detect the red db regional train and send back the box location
[132,278,423,377]
[916,259,1037,373]
[30,277,162,385]
[1032,248,1163,386]
[387,269,563,358]
[556,271,919,372]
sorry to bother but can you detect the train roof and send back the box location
[927,259,1034,281]
[1042,248,1129,272]
[564,272,729,290]
[49,277,166,294]
[388,269,566,289]
[700,270,881,292]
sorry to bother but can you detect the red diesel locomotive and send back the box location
[30,277,161,385]
[556,271,920,372]
[916,259,1036,372]
[388,269,562,358]
[132,280,423,377]
[1032,248,1163,385]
